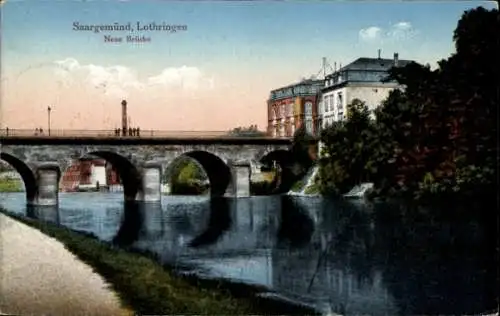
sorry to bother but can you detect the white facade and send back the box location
[347,85,396,119]
[320,87,347,129]
[90,165,107,186]
[304,101,314,134]
[320,85,397,128]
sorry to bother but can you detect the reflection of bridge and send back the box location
[0,134,293,206]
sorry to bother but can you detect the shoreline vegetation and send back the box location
[289,7,498,205]
[0,209,319,315]
[0,178,23,192]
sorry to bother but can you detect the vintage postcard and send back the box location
[0,1,498,315]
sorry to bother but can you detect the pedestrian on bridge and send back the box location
[137,127,140,137]
[5,127,8,136]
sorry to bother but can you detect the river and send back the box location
[0,192,497,315]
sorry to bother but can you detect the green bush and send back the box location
[290,179,305,192]
[0,179,23,192]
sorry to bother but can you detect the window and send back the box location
[305,102,313,115]
[280,104,285,117]
[305,120,313,134]
[337,92,343,109]
[329,95,334,112]
[286,103,293,117]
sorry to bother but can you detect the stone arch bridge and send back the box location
[0,136,293,206]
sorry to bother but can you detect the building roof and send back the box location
[327,57,414,78]
[270,78,323,93]
[268,78,323,101]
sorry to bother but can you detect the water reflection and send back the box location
[277,197,315,247]
[189,197,232,248]
[0,192,496,315]
[113,201,142,247]
[26,205,60,224]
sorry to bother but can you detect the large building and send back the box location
[319,52,413,129]
[60,158,120,192]
[267,79,323,137]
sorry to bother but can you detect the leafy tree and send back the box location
[291,125,316,172]
[318,6,499,201]
[177,161,206,183]
[228,125,267,137]
[167,157,206,184]
[319,99,375,194]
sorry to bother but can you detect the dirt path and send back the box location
[0,213,133,316]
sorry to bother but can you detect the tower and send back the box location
[121,100,128,136]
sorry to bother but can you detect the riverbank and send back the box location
[0,178,22,192]
[0,212,133,316]
[0,209,320,315]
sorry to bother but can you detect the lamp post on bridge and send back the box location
[47,106,52,136]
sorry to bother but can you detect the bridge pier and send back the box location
[138,161,162,202]
[229,160,251,198]
[31,162,60,206]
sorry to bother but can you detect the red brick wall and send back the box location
[60,159,121,191]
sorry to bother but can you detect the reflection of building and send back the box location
[319,52,414,129]
[271,242,398,315]
[60,158,120,192]
[267,79,323,137]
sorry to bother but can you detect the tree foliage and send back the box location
[319,6,499,201]
[167,157,206,184]
[228,125,266,137]
[291,125,316,172]
[319,99,374,194]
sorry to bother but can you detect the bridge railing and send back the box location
[0,128,292,139]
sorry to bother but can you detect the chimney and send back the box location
[378,49,381,59]
[394,52,399,66]
[121,100,128,133]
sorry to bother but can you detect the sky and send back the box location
[0,0,497,131]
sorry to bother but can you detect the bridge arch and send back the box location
[0,152,37,202]
[259,149,294,169]
[166,150,232,196]
[257,149,295,193]
[61,150,142,201]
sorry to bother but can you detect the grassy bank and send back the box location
[0,209,319,315]
[0,179,23,192]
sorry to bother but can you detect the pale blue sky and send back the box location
[2,0,497,76]
[1,1,497,130]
